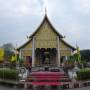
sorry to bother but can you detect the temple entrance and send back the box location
[35,48,57,66]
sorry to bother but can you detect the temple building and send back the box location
[18,14,75,68]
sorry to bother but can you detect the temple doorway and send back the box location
[35,48,57,66]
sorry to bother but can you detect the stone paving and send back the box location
[0,85,90,90]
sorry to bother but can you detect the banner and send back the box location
[11,55,17,62]
[76,46,81,63]
[0,48,4,61]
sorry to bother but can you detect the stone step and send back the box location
[31,71,65,76]
[27,75,68,78]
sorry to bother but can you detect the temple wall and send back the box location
[19,19,72,57]
[60,40,72,56]
[21,41,32,56]
[35,20,57,48]
[22,50,32,56]
[60,50,71,56]
[22,41,32,49]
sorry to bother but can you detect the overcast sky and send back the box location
[0,0,90,50]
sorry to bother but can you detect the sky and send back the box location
[0,0,90,50]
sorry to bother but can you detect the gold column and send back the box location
[32,37,35,67]
[57,36,60,67]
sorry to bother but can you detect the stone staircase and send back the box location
[25,71,71,89]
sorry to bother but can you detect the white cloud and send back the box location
[43,0,66,17]
[0,0,90,49]
[0,0,44,17]
[73,0,90,14]
[42,0,90,49]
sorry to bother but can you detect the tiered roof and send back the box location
[18,14,75,50]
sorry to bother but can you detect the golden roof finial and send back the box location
[45,8,47,15]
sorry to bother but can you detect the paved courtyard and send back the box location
[0,85,90,90]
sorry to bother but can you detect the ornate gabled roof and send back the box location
[17,14,76,51]
[17,38,76,51]
[29,14,64,38]
[17,39,32,50]
[60,38,76,51]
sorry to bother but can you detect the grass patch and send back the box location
[0,68,18,80]
[77,68,90,80]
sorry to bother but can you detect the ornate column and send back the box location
[65,56,68,61]
[71,49,73,56]
[32,37,35,67]
[19,50,22,59]
[17,50,22,69]
[57,36,60,67]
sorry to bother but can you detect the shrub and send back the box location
[64,60,75,69]
[77,68,90,80]
[0,68,18,80]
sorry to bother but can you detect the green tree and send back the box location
[80,50,90,62]
[2,43,15,61]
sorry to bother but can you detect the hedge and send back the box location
[77,68,90,80]
[0,68,18,80]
